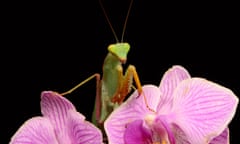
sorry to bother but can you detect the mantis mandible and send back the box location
[61,0,154,128]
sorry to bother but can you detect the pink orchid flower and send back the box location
[104,65,238,144]
[10,91,103,144]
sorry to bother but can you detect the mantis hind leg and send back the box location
[111,65,156,113]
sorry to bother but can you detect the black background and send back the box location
[2,0,239,143]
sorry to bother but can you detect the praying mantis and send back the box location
[61,0,154,128]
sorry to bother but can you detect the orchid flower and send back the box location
[10,91,103,144]
[104,65,238,144]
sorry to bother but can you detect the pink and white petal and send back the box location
[67,110,103,144]
[158,65,191,114]
[172,78,238,143]
[10,117,58,144]
[104,85,161,144]
[209,128,229,144]
[40,91,79,142]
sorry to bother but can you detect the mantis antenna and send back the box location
[121,0,133,42]
[99,0,134,43]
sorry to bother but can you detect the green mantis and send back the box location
[61,0,154,128]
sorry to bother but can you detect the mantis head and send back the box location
[108,43,130,64]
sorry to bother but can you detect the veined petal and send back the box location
[172,78,238,143]
[104,85,161,144]
[67,110,103,144]
[40,91,78,143]
[158,65,190,114]
[209,128,229,144]
[10,117,58,144]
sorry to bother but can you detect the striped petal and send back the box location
[158,65,190,114]
[10,117,58,144]
[40,91,78,143]
[67,110,103,144]
[104,85,161,144]
[209,128,229,144]
[172,78,238,143]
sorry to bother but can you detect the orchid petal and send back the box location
[67,110,103,144]
[209,128,229,144]
[40,91,78,143]
[124,120,152,144]
[10,117,58,144]
[158,65,190,113]
[172,78,238,143]
[104,85,161,144]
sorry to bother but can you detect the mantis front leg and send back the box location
[111,65,155,113]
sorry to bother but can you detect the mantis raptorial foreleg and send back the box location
[111,65,155,112]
